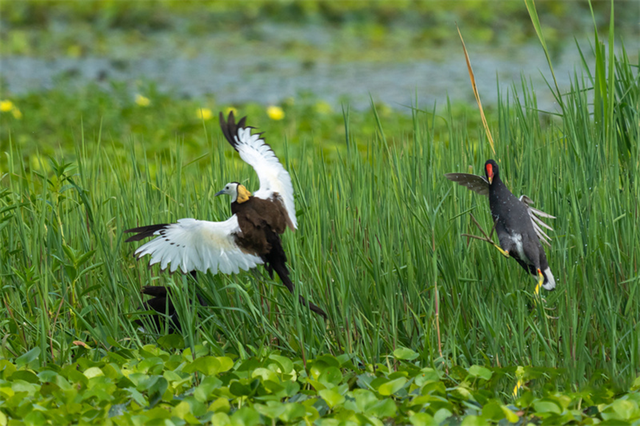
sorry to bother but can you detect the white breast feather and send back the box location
[511,234,526,262]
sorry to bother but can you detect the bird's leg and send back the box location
[534,269,544,296]
[462,213,509,258]
[494,245,510,258]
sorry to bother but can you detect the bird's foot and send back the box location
[531,270,557,318]
[494,245,510,258]
[462,213,509,258]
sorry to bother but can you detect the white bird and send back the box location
[126,112,326,318]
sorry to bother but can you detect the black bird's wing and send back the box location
[444,173,490,196]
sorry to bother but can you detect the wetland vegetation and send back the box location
[0,1,639,424]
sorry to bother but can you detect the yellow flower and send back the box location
[12,108,22,119]
[315,101,332,115]
[67,44,82,58]
[135,94,151,107]
[513,366,525,397]
[267,105,284,121]
[0,100,14,112]
[197,108,213,121]
[225,106,237,116]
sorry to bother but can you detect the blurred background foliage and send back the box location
[2,0,636,59]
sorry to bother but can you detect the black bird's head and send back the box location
[215,182,251,203]
[484,159,499,185]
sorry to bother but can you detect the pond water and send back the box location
[1,24,637,113]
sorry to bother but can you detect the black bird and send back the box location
[137,286,181,332]
[134,272,209,333]
[125,112,327,319]
[446,159,556,293]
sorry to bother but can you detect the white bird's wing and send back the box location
[444,173,490,196]
[125,216,263,274]
[219,112,297,229]
[519,195,555,247]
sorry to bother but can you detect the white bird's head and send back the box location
[215,182,251,204]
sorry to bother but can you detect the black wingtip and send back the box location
[219,111,249,152]
[124,224,169,242]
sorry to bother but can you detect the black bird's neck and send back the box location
[489,176,511,198]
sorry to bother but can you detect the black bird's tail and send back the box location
[136,286,181,332]
[262,229,327,319]
[270,261,327,319]
[136,280,208,332]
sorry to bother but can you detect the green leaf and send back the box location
[255,402,285,419]
[415,368,440,387]
[216,357,234,373]
[481,401,505,421]
[75,249,96,267]
[83,367,104,379]
[502,405,519,423]
[602,399,640,421]
[194,376,222,403]
[353,389,379,413]
[252,367,278,383]
[23,410,46,426]
[0,360,17,379]
[393,347,419,361]
[210,412,231,425]
[319,388,345,409]
[315,355,341,368]
[127,387,147,407]
[378,377,407,396]
[533,399,562,415]
[9,370,39,384]
[231,406,261,426]
[433,408,453,425]
[409,412,436,426]
[369,398,396,418]
[157,334,185,350]
[208,397,230,414]
[318,367,343,387]
[183,356,221,375]
[229,380,259,397]
[15,347,41,368]
[269,354,294,374]
[171,400,200,423]
[468,365,492,381]
[461,415,485,426]
[279,403,306,422]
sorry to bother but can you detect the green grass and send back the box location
[0,4,639,423]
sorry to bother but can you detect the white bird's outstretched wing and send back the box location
[445,173,490,196]
[125,216,263,274]
[219,112,297,229]
[519,195,555,247]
